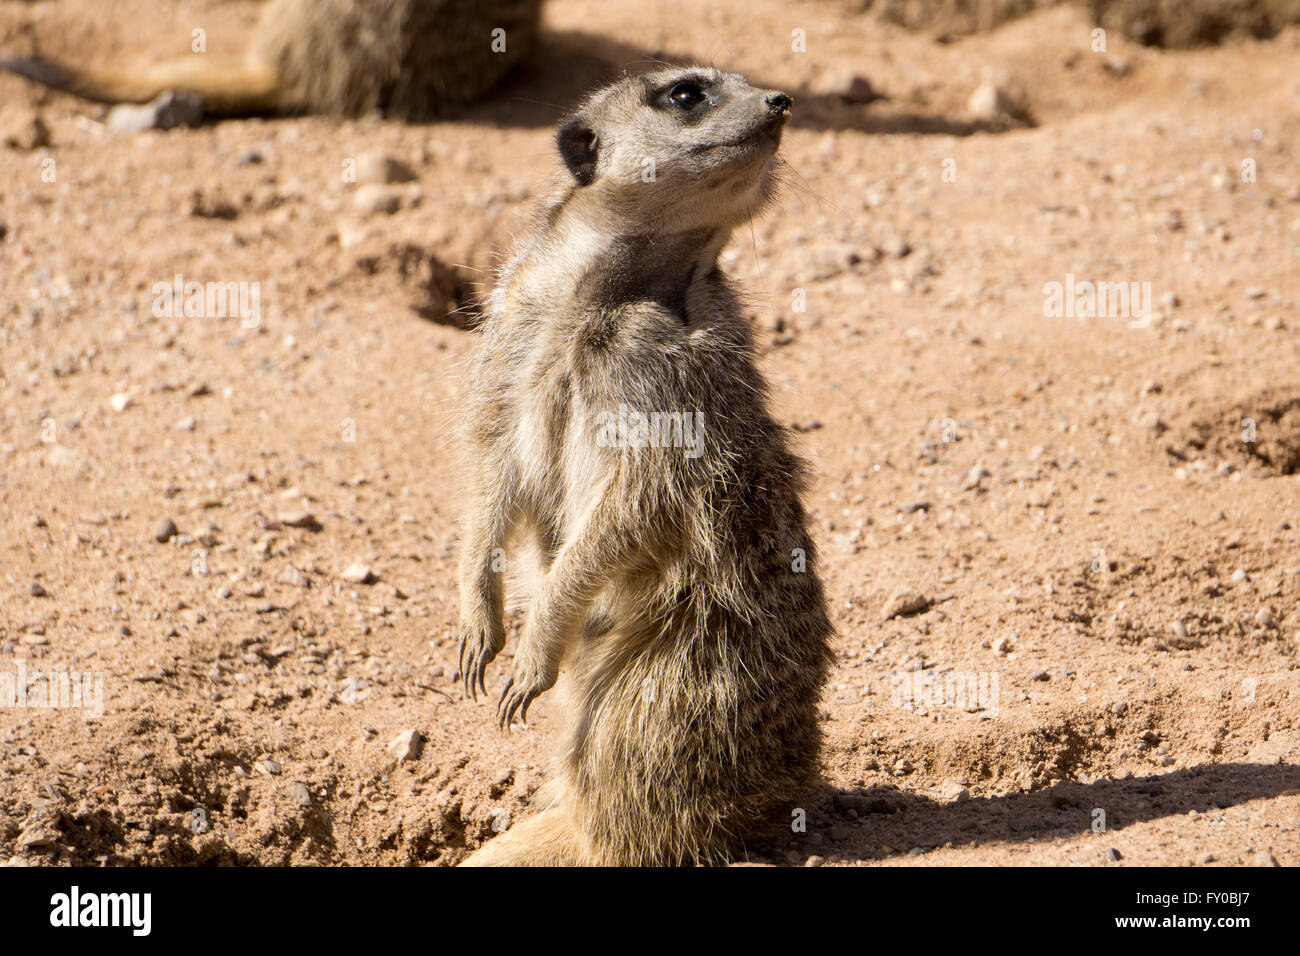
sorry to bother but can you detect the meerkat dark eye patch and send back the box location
[557,118,599,186]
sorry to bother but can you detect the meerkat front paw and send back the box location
[457,614,505,701]
[496,650,557,730]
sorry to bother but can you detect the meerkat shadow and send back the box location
[457,30,1026,136]
[741,762,1300,865]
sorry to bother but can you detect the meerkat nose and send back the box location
[765,92,793,114]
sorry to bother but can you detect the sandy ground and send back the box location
[1,0,1298,866]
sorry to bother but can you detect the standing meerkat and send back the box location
[1,0,542,117]
[456,66,834,866]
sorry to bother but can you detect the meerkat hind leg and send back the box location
[459,806,588,867]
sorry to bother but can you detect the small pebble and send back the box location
[278,508,319,530]
[1,106,50,150]
[1102,55,1131,78]
[106,90,204,132]
[967,81,1024,122]
[881,589,929,620]
[841,75,882,104]
[388,729,423,761]
[882,237,911,258]
[353,183,402,216]
[341,562,378,585]
[355,150,417,184]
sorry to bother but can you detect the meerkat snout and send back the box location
[765,91,793,116]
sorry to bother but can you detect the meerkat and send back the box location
[0,0,542,117]
[455,66,835,866]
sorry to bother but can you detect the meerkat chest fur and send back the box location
[490,205,738,548]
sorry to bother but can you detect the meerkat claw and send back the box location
[498,684,539,730]
[518,691,537,726]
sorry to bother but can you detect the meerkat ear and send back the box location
[557,119,599,186]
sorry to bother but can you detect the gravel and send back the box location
[881,589,930,620]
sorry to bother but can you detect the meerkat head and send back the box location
[556,67,792,233]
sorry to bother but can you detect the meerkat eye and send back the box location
[669,81,707,108]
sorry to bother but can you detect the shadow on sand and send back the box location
[453,29,1015,136]
[747,762,1299,864]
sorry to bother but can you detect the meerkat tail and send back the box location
[459,807,587,867]
[0,55,280,114]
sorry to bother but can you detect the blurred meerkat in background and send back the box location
[1,0,544,117]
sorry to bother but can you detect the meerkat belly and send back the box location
[508,379,617,550]
[559,399,618,535]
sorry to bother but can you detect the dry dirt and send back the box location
[1,0,1298,867]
